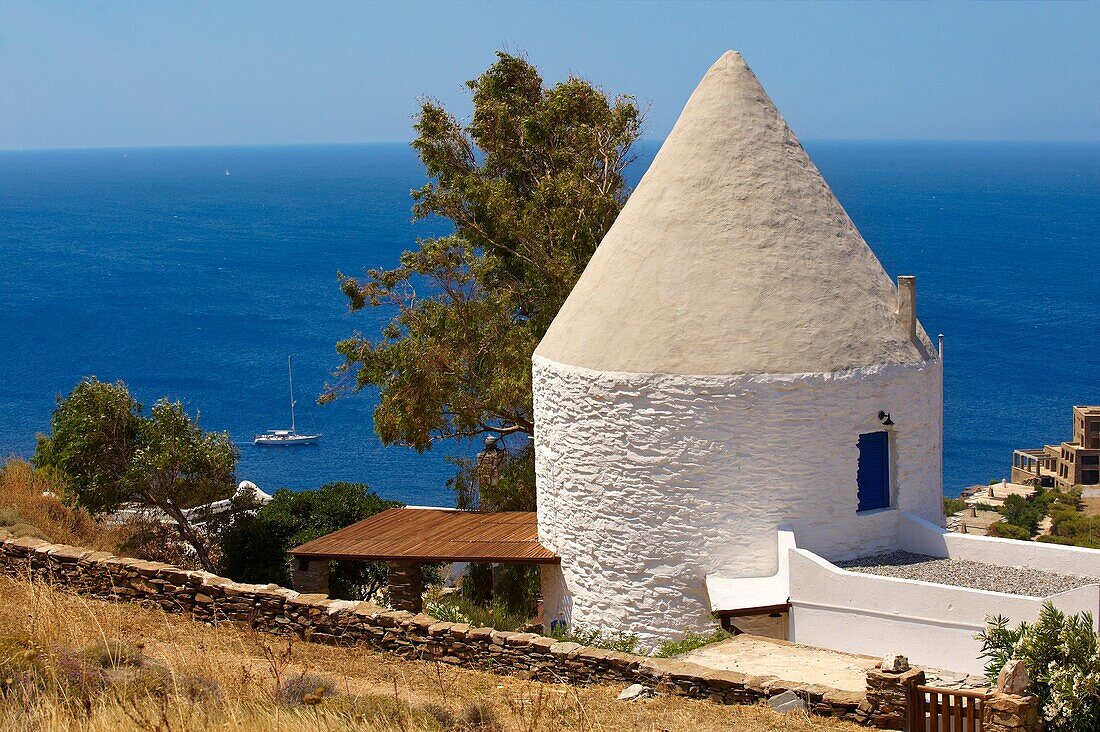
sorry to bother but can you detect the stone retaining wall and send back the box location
[0,533,894,726]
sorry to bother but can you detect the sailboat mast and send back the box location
[288,356,296,433]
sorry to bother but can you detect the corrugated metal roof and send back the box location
[288,508,558,563]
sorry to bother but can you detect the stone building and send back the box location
[1012,405,1100,489]
[533,51,944,643]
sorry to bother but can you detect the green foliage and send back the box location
[989,488,1090,544]
[997,486,1100,548]
[128,399,238,515]
[1046,506,1100,549]
[490,563,540,617]
[33,378,239,570]
[453,558,539,619]
[654,628,731,658]
[1001,494,1044,535]
[548,624,640,655]
[453,442,536,513]
[0,506,21,526]
[33,378,144,514]
[1039,533,1100,550]
[424,595,532,632]
[219,482,406,600]
[977,603,1100,731]
[987,521,1032,541]
[329,52,641,511]
[943,497,968,516]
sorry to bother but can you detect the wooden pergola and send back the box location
[288,508,558,611]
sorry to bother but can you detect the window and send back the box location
[1083,471,1099,486]
[857,431,890,512]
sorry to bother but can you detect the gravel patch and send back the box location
[835,551,1096,597]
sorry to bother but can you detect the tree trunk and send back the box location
[150,497,216,573]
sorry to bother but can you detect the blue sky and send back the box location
[2,1,1098,150]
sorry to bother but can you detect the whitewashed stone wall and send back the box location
[534,355,943,644]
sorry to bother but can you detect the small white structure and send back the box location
[534,51,943,642]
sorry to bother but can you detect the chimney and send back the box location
[897,276,916,342]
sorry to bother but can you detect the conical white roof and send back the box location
[536,51,934,375]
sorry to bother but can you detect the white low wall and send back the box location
[706,528,795,612]
[900,511,1100,579]
[788,548,1100,675]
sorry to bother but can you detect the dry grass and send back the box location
[0,575,863,731]
[0,459,128,552]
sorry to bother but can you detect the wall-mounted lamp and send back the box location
[878,411,894,426]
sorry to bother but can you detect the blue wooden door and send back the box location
[857,431,890,512]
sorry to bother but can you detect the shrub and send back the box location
[943,497,968,516]
[0,506,20,526]
[460,700,502,730]
[654,627,730,657]
[1002,494,1045,534]
[987,521,1032,540]
[1039,533,1100,550]
[53,649,111,701]
[424,599,472,624]
[415,701,457,728]
[6,522,48,540]
[276,671,339,706]
[219,482,403,600]
[548,624,640,655]
[80,639,146,669]
[110,663,173,699]
[424,595,531,631]
[176,674,223,704]
[1048,508,1100,548]
[978,602,1100,732]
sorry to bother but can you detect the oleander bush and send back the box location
[978,602,1100,732]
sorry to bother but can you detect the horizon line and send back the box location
[3,138,1100,154]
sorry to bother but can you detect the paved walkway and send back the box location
[676,635,876,692]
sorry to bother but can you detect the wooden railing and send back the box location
[909,685,990,732]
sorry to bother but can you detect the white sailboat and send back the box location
[253,357,321,446]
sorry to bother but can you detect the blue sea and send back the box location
[1,142,1098,502]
